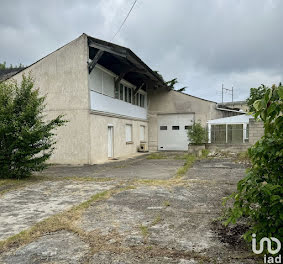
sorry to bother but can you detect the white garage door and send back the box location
[158,114,194,151]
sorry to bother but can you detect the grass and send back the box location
[175,155,196,178]
[61,176,114,182]
[146,153,168,159]
[151,214,162,226]
[139,224,149,238]
[163,200,170,207]
[235,151,251,164]
[0,176,48,196]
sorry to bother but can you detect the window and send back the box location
[160,126,167,130]
[140,94,145,107]
[128,88,132,103]
[124,86,128,102]
[119,83,124,100]
[126,124,132,142]
[135,93,139,105]
[140,125,145,141]
[172,126,179,130]
[185,125,192,130]
[114,84,119,99]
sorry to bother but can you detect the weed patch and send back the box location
[146,153,168,159]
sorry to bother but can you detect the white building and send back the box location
[2,34,239,164]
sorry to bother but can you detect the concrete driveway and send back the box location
[0,154,258,263]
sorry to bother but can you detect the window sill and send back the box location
[126,141,134,145]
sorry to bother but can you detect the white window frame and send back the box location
[140,125,145,142]
[126,124,133,143]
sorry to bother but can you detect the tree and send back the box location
[0,74,66,179]
[225,84,283,242]
[0,61,25,70]
[153,71,187,91]
[187,122,207,144]
[246,84,268,112]
[0,61,6,70]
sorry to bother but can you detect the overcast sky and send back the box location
[1,0,282,102]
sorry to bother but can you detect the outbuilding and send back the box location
[207,114,253,144]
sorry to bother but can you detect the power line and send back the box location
[110,0,138,42]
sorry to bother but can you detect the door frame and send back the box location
[107,125,114,158]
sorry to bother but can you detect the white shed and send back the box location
[207,115,253,144]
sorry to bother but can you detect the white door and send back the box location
[108,126,114,158]
[158,114,194,151]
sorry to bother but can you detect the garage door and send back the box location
[158,114,194,151]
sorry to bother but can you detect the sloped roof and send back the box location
[207,114,253,124]
[0,68,25,82]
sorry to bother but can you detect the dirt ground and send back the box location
[0,154,259,264]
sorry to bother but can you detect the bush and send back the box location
[225,84,283,242]
[188,122,207,144]
[0,74,66,179]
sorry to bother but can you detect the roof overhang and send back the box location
[87,35,166,90]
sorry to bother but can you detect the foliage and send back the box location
[153,71,187,91]
[0,61,24,70]
[0,74,66,179]
[246,84,268,112]
[225,84,283,242]
[187,122,207,144]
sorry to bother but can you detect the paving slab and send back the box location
[0,180,114,240]
[0,156,258,263]
[0,231,89,264]
[43,158,184,180]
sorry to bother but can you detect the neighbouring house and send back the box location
[206,114,264,152]
[3,33,241,164]
[221,100,249,112]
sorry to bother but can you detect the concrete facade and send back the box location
[10,35,90,164]
[147,89,224,151]
[89,114,147,163]
[9,34,150,164]
[6,34,241,164]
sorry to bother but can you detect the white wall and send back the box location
[89,65,147,120]
[90,91,147,120]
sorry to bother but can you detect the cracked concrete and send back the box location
[0,155,258,263]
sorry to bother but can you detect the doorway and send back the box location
[108,126,114,158]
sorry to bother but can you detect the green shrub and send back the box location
[188,122,207,144]
[0,74,66,179]
[225,84,283,242]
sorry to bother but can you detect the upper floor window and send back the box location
[119,83,124,100]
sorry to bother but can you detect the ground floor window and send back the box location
[126,124,132,143]
[140,125,145,142]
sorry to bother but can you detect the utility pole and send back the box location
[222,84,224,104]
[221,84,234,104]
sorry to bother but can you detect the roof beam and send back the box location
[88,50,104,74]
[114,66,135,90]
[89,42,127,58]
[133,83,145,96]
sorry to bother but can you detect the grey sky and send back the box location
[0,0,282,102]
